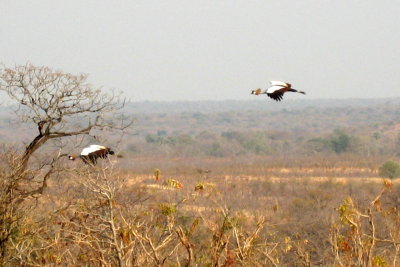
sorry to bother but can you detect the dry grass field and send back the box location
[3,149,400,266]
[5,153,392,266]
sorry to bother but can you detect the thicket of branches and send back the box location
[0,63,129,264]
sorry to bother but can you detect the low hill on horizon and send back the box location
[126,97,400,113]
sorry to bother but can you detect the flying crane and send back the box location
[251,81,306,101]
[68,144,115,165]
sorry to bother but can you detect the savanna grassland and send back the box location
[1,64,400,266]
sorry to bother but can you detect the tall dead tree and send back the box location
[0,63,130,263]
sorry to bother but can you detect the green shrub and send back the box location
[328,130,359,154]
[379,161,400,179]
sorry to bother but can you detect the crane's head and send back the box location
[251,88,262,95]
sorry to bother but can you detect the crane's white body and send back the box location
[266,85,286,94]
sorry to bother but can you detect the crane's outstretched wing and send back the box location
[267,91,284,101]
[270,81,291,88]
[81,145,106,156]
[266,85,289,101]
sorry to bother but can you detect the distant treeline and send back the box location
[124,99,400,158]
[1,99,400,157]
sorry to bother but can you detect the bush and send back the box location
[379,161,400,179]
[328,130,359,154]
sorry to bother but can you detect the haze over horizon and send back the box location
[1,1,399,101]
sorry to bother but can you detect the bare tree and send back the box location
[0,63,129,172]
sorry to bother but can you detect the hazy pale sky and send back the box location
[1,1,399,101]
